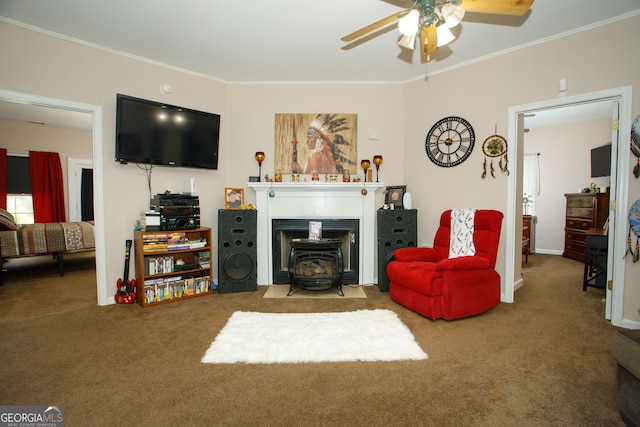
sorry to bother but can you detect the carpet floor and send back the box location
[0,253,626,426]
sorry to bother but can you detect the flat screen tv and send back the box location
[115,94,220,170]
[590,143,611,177]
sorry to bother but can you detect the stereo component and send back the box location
[218,209,257,293]
[377,209,417,292]
[151,193,200,231]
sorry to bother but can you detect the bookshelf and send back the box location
[133,227,213,308]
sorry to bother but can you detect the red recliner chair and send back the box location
[386,209,503,320]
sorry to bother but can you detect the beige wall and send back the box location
[226,84,404,207]
[1,14,638,324]
[0,120,92,218]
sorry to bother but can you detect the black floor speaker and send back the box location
[218,209,257,293]
[377,209,417,292]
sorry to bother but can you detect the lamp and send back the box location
[398,34,417,50]
[373,155,383,182]
[441,3,465,28]
[342,0,533,62]
[395,0,460,57]
[436,23,456,47]
[255,151,265,182]
[360,159,371,182]
[398,9,420,36]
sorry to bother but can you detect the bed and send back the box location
[0,209,95,284]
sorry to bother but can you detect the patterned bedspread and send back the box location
[0,221,95,257]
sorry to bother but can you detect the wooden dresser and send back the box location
[523,215,536,254]
[563,193,609,262]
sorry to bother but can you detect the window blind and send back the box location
[7,155,31,194]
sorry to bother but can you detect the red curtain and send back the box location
[0,148,6,209]
[29,151,66,222]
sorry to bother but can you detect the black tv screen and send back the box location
[590,143,611,177]
[115,94,220,169]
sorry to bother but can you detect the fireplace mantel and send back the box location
[248,182,385,285]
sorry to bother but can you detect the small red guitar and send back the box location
[115,239,136,304]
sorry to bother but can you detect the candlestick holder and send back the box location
[255,151,265,182]
[360,159,371,183]
[373,155,383,182]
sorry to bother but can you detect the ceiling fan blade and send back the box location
[341,10,410,42]
[461,0,534,16]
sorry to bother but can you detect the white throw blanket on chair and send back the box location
[449,208,477,258]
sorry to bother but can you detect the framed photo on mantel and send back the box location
[224,188,244,210]
[385,185,406,209]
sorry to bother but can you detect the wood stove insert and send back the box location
[288,239,344,296]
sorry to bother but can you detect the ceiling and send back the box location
[1,0,639,83]
[0,0,636,130]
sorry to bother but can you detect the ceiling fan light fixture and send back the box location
[441,3,465,28]
[436,23,455,47]
[398,9,420,36]
[398,34,417,50]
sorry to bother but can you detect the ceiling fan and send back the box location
[341,0,534,62]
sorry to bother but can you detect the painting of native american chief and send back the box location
[274,113,357,175]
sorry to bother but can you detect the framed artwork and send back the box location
[224,188,244,210]
[385,185,406,209]
[274,113,357,175]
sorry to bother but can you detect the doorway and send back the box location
[0,89,108,306]
[506,86,632,327]
[67,157,93,222]
[521,100,614,256]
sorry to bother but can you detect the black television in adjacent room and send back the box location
[590,143,611,177]
[115,94,220,170]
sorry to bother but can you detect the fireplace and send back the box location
[288,239,344,296]
[272,218,359,284]
[248,182,385,285]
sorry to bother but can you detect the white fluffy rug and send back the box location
[201,309,428,364]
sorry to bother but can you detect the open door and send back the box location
[605,100,620,320]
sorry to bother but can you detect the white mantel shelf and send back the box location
[248,182,385,285]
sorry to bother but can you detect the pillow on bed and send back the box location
[0,208,18,231]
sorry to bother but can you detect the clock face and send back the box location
[425,116,475,167]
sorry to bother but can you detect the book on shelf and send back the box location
[167,244,191,251]
[167,232,187,243]
[189,240,207,249]
[143,241,168,252]
[143,274,210,304]
[143,233,168,241]
[144,255,175,275]
[166,238,207,251]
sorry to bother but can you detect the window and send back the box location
[523,153,539,216]
[6,194,34,225]
[6,154,34,225]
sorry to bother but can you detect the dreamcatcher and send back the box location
[624,199,640,263]
[481,128,509,179]
[631,114,640,178]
